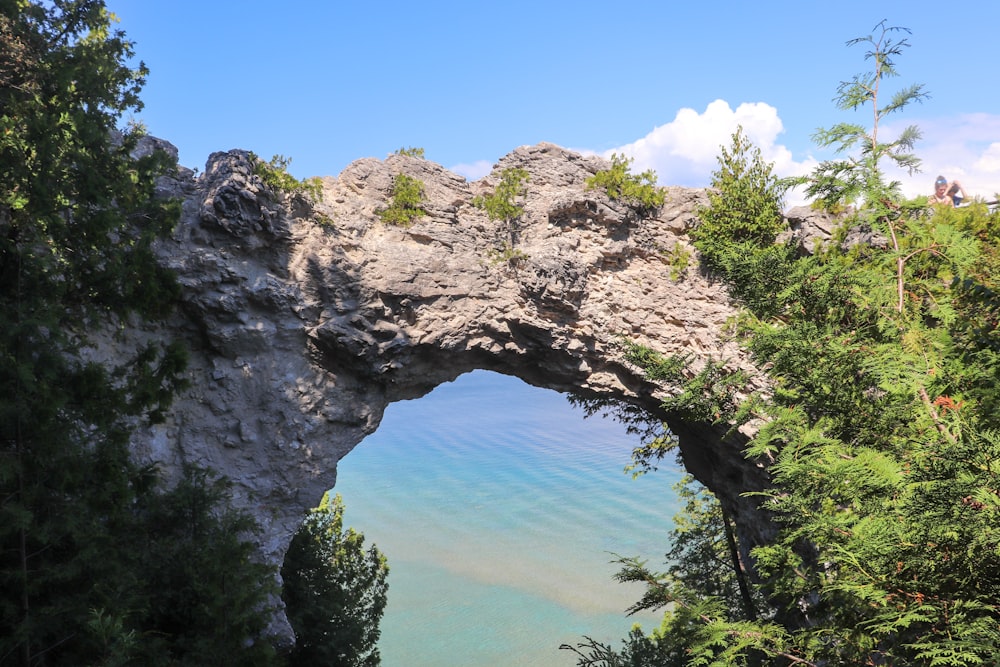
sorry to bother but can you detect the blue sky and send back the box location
[106,1,1000,206]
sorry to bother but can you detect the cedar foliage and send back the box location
[282,493,389,667]
[691,126,794,316]
[2,4,393,665]
[1,3,283,664]
[569,22,1000,667]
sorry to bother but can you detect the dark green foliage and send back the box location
[661,477,763,621]
[377,173,427,226]
[1,2,182,661]
[1,4,180,322]
[282,492,389,667]
[0,3,285,664]
[621,340,753,433]
[577,22,1000,667]
[473,167,530,264]
[251,153,323,200]
[694,127,786,249]
[114,468,282,666]
[732,204,1000,664]
[561,625,695,667]
[586,154,665,216]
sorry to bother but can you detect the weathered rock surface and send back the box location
[123,139,776,643]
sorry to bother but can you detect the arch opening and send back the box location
[332,370,683,666]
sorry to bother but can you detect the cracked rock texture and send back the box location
[122,139,775,642]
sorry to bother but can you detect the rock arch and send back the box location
[126,140,774,640]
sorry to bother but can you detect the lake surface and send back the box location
[333,370,684,666]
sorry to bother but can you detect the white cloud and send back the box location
[450,159,493,181]
[453,103,1000,208]
[602,99,817,207]
[973,143,1000,173]
[594,101,1000,208]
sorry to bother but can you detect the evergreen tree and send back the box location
[473,166,530,263]
[0,3,282,664]
[127,468,281,666]
[282,492,389,667]
[1,2,180,662]
[798,20,926,211]
[571,22,1000,666]
[691,126,794,316]
[585,153,665,217]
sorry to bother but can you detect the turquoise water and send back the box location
[333,370,683,666]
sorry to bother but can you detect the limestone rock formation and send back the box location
[783,203,887,253]
[126,139,775,642]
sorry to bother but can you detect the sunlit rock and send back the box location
[123,139,779,643]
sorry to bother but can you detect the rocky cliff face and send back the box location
[124,139,783,641]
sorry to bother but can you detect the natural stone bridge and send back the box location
[119,139,785,638]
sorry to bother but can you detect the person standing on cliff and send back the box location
[931,175,967,206]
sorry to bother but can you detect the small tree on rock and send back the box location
[585,154,665,217]
[473,167,530,264]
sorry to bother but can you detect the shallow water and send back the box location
[333,370,683,666]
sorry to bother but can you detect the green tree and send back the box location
[251,153,323,200]
[282,492,389,667]
[1,2,181,662]
[0,3,283,664]
[586,154,665,216]
[377,173,427,226]
[573,22,1000,666]
[799,20,926,212]
[127,468,281,666]
[691,127,793,315]
[660,477,761,622]
[795,20,931,315]
[473,167,529,264]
